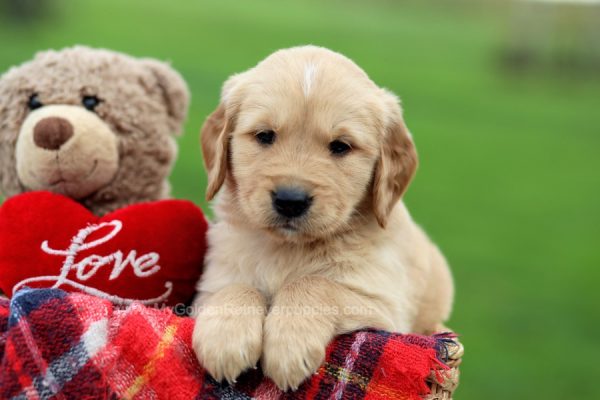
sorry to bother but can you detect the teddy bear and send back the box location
[0,46,190,215]
[0,47,207,307]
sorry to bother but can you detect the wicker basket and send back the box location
[425,337,464,399]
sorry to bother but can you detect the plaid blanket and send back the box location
[0,288,452,400]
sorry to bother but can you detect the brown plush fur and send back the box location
[192,46,454,391]
[0,46,189,215]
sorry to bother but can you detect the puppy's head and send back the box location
[202,46,417,242]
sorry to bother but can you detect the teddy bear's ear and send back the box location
[142,59,190,135]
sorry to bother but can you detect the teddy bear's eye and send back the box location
[82,95,101,112]
[27,94,43,110]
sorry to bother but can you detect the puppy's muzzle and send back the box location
[271,187,312,218]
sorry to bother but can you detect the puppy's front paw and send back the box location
[193,310,263,383]
[262,313,332,391]
[192,289,265,384]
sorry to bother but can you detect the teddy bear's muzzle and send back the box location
[15,105,120,200]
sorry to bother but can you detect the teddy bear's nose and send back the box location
[33,117,74,150]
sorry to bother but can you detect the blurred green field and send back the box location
[1,0,599,398]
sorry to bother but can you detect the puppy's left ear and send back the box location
[201,103,231,201]
[372,91,418,228]
[142,59,190,134]
[201,74,242,201]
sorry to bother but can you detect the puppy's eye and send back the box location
[329,140,352,156]
[82,95,101,111]
[27,94,43,110]
[255,130,276,146]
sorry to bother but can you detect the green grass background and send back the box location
[1,1,599,398]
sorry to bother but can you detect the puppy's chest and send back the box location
[207,231,408,302]
[203,219,418,308]
[237,244,332,297]
[206,233,340,297]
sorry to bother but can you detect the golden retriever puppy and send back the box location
[192,45,454,391]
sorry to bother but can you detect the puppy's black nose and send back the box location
[272,187,312,218]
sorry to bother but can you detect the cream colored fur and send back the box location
[193,46,454,391]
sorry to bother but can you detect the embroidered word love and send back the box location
[12,220,173,305]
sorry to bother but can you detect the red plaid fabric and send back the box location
[0,289,451,400]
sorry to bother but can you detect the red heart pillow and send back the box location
[0,191,208,307]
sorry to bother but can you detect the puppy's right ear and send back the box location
[201,75,241,201]
[372,91,418,228]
